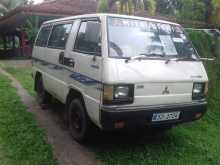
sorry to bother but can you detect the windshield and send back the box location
[107,17,198,59]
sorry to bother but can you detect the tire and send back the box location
[36,75,51,105]
[68,99,93,142]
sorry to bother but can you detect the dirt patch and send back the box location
[0,67,98,165]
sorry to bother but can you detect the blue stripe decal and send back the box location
[90,64,99,69]
[70,73,99,85]
[32,57,101,86]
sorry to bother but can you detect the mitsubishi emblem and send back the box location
[162,86,170,95]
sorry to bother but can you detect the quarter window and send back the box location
[48,23,72,49]
[74,20,101,55]
[35,25,51,47]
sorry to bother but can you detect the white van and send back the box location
[32,14,208,142]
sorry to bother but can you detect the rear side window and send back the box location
[48,23,72,49]
[74,20,101,55]
[35,25,51,47]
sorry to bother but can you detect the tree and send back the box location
[175,0,206,21]
[0,0,28,16]
[22,15,39,45]
[156,0,182,16]
[203,0,213,23]
[145,0,156,16]
[97,0,156,16]
[115,0,136,15]
[97,0,109,12]
[97,0,141,15]
[211,0,220,26]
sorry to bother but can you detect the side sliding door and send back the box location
[32,25,52,77]
[43,21,73,103]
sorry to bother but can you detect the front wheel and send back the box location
[36,76,51,105]
[68,99,93,142]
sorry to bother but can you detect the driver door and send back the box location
[65,18,103,125]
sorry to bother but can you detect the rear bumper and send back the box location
[100,101,207,130]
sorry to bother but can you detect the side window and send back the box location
[35,25,51,47]
[74,20,101,55]
[48,23,72,49]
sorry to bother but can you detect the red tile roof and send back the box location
[25,0,98,16]
[0,0,98,31]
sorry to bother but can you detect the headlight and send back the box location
[103,84,134,105]
[114,86,130,99]
[192,82,208,100]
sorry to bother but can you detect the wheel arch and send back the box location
[66,87,86,108]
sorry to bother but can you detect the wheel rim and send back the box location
[70,104,83,134]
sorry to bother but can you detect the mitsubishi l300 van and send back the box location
[32,14,208,142]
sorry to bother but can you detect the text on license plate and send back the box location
[152,112,180,122]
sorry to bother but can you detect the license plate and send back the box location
[152,112,180,122]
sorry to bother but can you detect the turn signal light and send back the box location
[115,121,125,129]
[195,112,203,119]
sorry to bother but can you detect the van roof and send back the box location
[43,13,180,26]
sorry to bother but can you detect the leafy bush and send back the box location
[186,29,218,58]
[186,30,220,123]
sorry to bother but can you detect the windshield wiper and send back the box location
[165,56,198,64]
[125,55,147,63]
[139,53,165,58]
[175,56,198,62]
[125,53,165,63]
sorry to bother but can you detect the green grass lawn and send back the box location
[0,75,57,165]
[5,68,36,96]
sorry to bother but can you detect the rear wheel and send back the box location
[68,99,93,142]
[36,75,51,105]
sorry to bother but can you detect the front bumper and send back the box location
[100,101,207,130]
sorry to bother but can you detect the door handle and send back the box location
[63,57,75,68]
[58,52,64,64]
[58,52,75,68]
[68,58,75,68]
